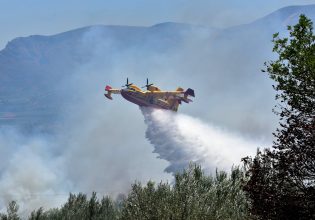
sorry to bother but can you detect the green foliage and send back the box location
[121,164,249,220]
[0,165,249,220]
[266,15,315,114]
[244,14,315,220]
[27,192,120,220]
[0,201,20,220]
[121,180,173,219]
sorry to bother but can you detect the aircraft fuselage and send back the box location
[121,89,176,111]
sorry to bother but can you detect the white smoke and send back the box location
[0,128,69,215]
[142,107,264,174]
[0,105,265,216]
[0,8,281,215]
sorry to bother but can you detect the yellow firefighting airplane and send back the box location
[104,78,195,111]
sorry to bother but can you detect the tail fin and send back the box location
[184,88,195,98]
[105,85,112,91]
[105,85,113,100]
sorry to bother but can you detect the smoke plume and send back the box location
[0,128,69,215]
[0,7,289,214]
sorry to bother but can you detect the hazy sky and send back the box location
[0,0,314,48]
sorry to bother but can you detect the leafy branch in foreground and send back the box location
[244,14,315,220]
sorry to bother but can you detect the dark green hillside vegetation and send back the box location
[0,165,249,220]
[243,14,315,220]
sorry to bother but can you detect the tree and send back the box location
[0,201,20,220]
[0,165,248,219]
[243,14,315,220]
[27,193,120,220]
[121,164,249,220]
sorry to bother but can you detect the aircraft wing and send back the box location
[153,88,195,103]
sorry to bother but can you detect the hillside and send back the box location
[0,4,314,135]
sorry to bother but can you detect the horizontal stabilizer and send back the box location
[104,93,112,100]
[181,98,193,103]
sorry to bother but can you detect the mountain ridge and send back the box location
[3,4,315,52]
[0,4,314,133]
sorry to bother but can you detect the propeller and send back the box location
[141,78,154,90]
[122,77,133,88]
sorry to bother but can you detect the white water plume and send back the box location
[142,107,263,174]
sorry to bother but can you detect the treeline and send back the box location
[0,165,249,220]
[0,14,314,220]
